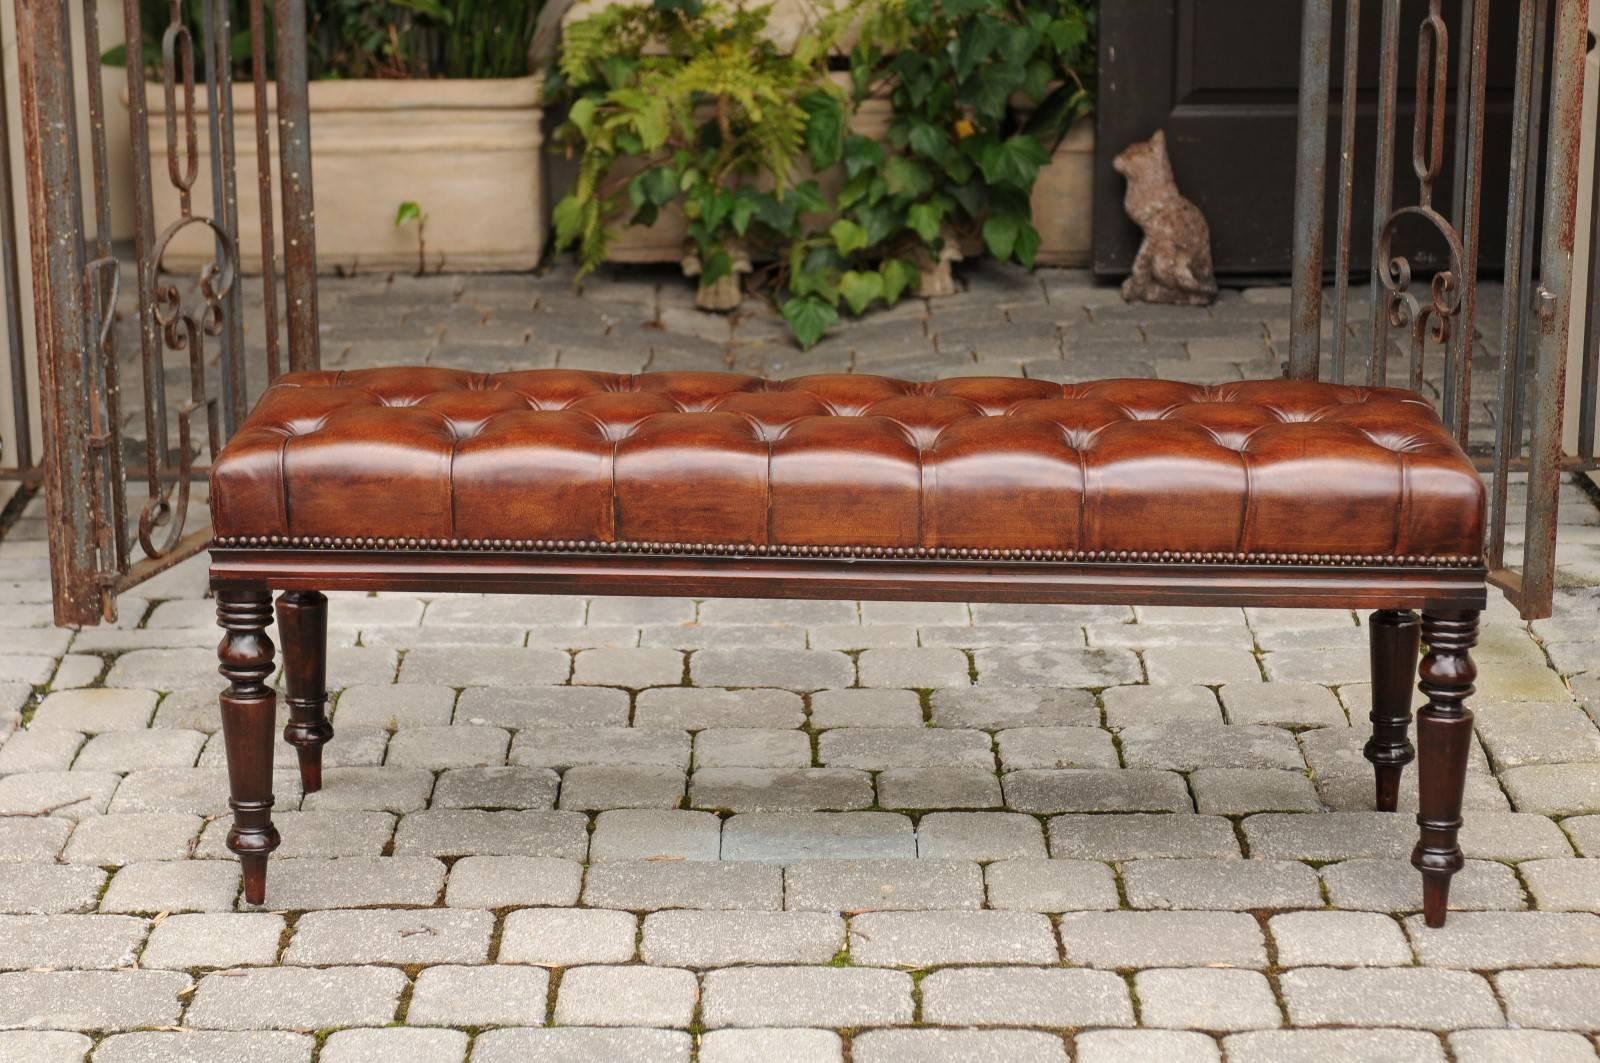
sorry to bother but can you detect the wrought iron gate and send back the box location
[1288,0,1595,619]
[4,0,1597,625]
[11,0,320,626]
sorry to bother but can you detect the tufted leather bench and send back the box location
[208,368,1488,925]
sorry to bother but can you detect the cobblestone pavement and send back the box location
[2,263,1599,1061]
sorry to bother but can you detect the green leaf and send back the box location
[982,212,1021,260]
[601,55,639,89]
[568,97,598,138]
[623,93,671,152]
[1045,13,1090,54]
[907,119,948,161]
[906,202,945,243]
[839,270,886,315]
[854,200,898,246]
[630,167,679,209]
[830,219,869,256]
[979,135,1052,190]
[783,296,840,349]
[801,90,846,171]
[954,14,1007,81]
[394,201,423,227]
[701,249,734,285]
[1014,220,1042,268]
[653,0,702,12]
[881,257,918,304]
[843,135,886,179]
[552,194,587,249]
[942,0,990,19]
[731,194,760,237]
[790,181,829,214]
[884,156,934,199]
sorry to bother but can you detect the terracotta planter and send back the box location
[140,76,545,274]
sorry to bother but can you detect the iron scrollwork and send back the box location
[137,2,235,560]
[1375,0,1467,396]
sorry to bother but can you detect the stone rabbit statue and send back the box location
[1113,130,1218,307]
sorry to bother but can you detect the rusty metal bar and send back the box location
[1582,96,1600,461]
[122,0,166,531]
[1449,0,1474,231]
[1486,0,1544,574]
[78,0,129,581]
[13,0,102,625]
[1506,0,1552,456]
[0,17,31,473]
[250,0,282,382]
[275,0,320,372]
[1330,0,1362,384]
[203,0,246,434]
[1289,0,1334,381]
[1442,0,1489,444]
[1367,0,1402,387]
[1498,0,1590,619]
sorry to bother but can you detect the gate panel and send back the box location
[1289,0,1593,620]
[12,0,320,625]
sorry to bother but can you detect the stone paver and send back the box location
[407,964,549,1027]
[722,812,914,861]
[473,1027,691,1062]
[283,908,493,965]
[847,910,1058,965]
[1279,967,1503,1029]
[0,270,1594,1052]
[921,967,1133,1027]
[140,912,284,969]
[701,967,913,1028]
[785,859,983,911]
[186,966,407,1030]
[0,970,188,1030]
[555,965,699,1028]
[1059,910,1268,969]
[320,1028,468,1063]
[500,908,638,966]
[854,1029,1067,1063]
[1136,968,1283,1031]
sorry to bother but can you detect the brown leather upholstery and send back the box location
[210,368,1485,561]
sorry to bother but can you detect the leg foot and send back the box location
[218,588,281,905]
[1412,608,1478,928]
[1366,608,1420,812]
[239,853,269,907]
[276,590,332,794]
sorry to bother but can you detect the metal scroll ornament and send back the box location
[1376,0,1466,394]
[139,11,233,559]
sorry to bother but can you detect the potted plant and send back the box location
[122,0,545,273]
[549,0,1094,346]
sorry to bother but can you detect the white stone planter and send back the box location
[140,75,544,274]
[1032,115,1094,268]
[565,87,1093,269]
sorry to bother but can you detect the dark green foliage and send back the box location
[107,0,538,79]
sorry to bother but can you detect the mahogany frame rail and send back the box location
[210,545,1488,927]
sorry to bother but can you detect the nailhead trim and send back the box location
[210,536,1483,568]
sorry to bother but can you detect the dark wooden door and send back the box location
[1094,1,1535,278]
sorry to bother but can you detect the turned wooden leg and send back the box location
[217,588,281,906]
[1365,608,1421,812]
[1413,608,1478,928]
[276,590,332,794]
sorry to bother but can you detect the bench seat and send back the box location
[211,368,1484,563]
[206,367,1488,928]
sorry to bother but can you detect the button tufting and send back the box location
[210,368,1486,561]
